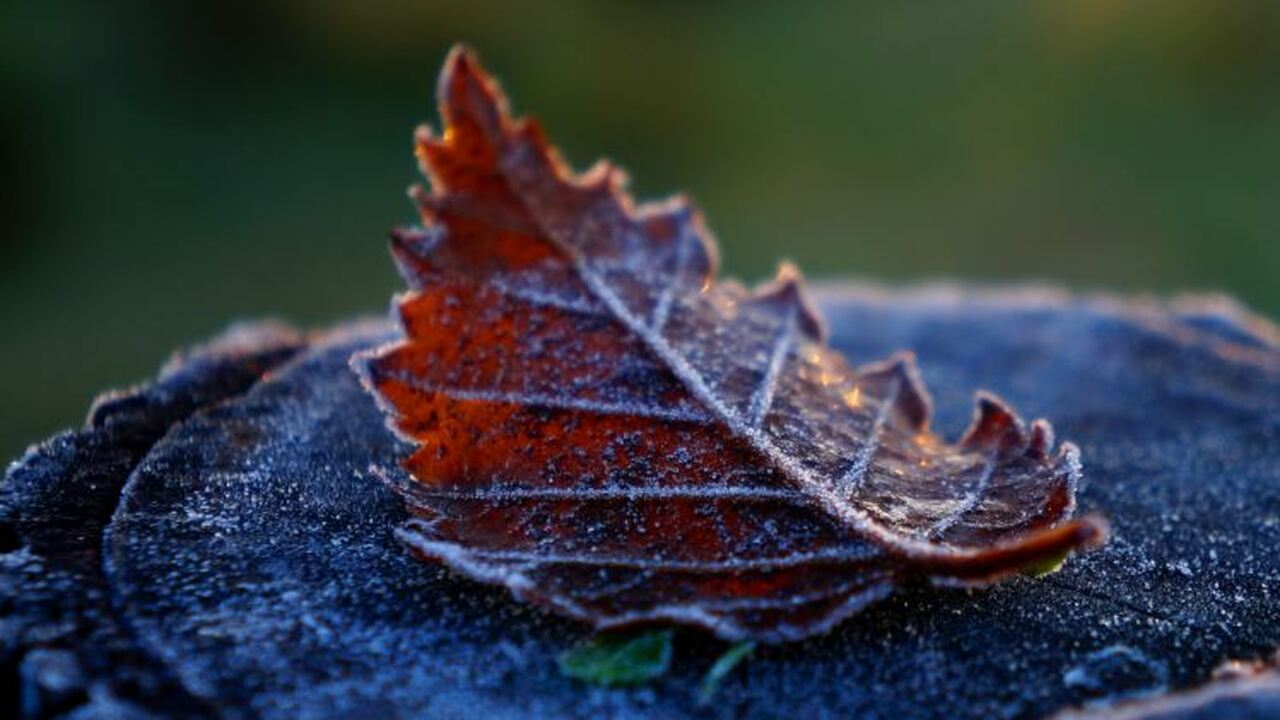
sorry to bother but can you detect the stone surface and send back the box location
[1,321,305,719]
[4,285,1278,718]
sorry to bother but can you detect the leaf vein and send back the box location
[747,312,797,428]
[835,377,899,499]
[381,371,711,422]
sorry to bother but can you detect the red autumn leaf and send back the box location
[354,46,1107,643]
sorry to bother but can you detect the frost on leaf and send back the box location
[354,45,1107,643]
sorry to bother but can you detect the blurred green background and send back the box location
[2,1,1278,461]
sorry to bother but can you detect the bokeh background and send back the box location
[3,1,1278,461]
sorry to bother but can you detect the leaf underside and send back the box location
[355,45,1106,643]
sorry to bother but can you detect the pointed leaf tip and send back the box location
[749,262,827,341]
[856,352,933,431]
[1027,419,1055,460]
[441,44,483,90]
[437,45,505,137]
[960,392,1028,455]
[388,226,440,288]
[638,195,719,284]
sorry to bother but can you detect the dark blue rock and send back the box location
[1,322,305,719]
[4,286,1278,718]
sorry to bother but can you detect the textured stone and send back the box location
[4,286,1278,718]
[1,322,305,719]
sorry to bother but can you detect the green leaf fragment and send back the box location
[698,641,756,705]
[558,628,674,687]
[1022,548,1073,578]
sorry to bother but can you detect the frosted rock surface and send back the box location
[3,286,1278,718]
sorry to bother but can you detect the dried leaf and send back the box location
[354,45,1107,643]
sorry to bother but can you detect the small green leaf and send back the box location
[1023,549,1072,578]
[698,641,756,705]
[558,629,674,687]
